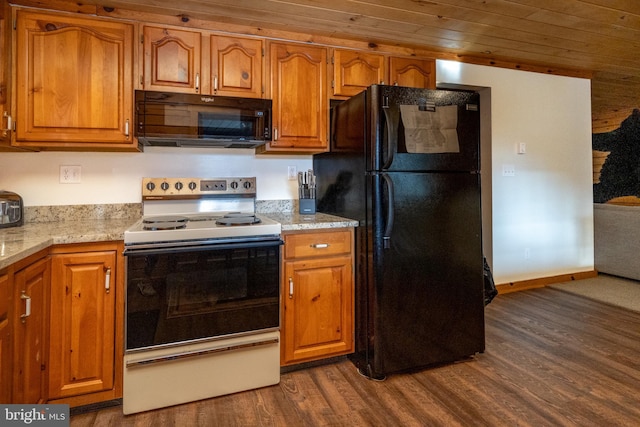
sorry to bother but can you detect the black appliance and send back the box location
[135,90,272,148]
[314,85,485,379]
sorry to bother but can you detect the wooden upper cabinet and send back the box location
[14,10,135,150]
[210,35,263,98]
[265,42,328,152]
[389,57,436,89]
[333,49,386,97]
[0,4,11,148]
[143,26,202,93]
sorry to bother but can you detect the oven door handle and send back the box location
[124,238,283,256]
[126,336,280,368]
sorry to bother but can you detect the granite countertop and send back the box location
[0,218,137,270]
[265,212,359,231]
[0,211,358,270]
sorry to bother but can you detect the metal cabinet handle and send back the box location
[213,75,218,92]
[105,267,111,293]
[2,111,12,134]
[288,277,293,299]
[196,73,200,92]
[124,119,130,137]
[274,127,278,141]
[310,243,329,249]
[20,291,31,323]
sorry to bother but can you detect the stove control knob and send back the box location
[229,181,238,189]
[161,182,169,191]
[175,182,183,191]
[188,181,197,191]
[146,182,156,192]
[243,181,252,190]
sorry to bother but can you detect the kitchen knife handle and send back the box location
[105,267,111,294]
[20,291,31,323]
[288,277,294,299]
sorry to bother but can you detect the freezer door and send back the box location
[371,85,480,173]
[368,171,485,377]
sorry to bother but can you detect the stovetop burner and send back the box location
[143,221,188,231]
[216,214,261,226]
[142,215,189,224]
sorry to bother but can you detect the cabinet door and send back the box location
[389,57,436,89]
[0,3,12,147]
[15,11,135,148]
[333,49,386,97]
[210,35,262,98]
[143,26,202,93]
[48,251,116,399]
[268,42,328,151]
[0,271,11,403]
[282,256,353,365]
[13,257,50,404]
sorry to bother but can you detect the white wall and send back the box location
[437,60,594,283]
[0,147,312,204]
[0,61,594,284]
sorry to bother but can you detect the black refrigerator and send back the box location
[313,85,485,379]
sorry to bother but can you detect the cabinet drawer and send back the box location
[284,230,352,259]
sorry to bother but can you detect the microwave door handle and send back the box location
[381,104,398,170]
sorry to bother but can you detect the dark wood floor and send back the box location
[71,288,640,426]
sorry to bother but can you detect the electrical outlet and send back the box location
[287,166,297,180]
[502,164,515,177]
[60,165,82,183]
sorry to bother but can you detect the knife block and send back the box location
[299,198,316,215]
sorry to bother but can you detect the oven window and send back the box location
[126,243,280,350]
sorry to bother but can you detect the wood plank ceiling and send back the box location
[47,0,640,133]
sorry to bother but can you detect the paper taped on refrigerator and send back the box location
[400,104,459,153]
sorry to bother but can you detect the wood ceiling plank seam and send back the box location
[357,0,640,40]
[505,0,640,29]
[580,0,640,16]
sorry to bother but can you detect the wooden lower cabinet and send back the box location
[281,229,354,366]
[12,252,50,404]
[47,242,124,406]
[0,270,11,402]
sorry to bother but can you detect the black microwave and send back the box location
[135,90,272,148]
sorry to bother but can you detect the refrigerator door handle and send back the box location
[381,106,399,170]
[381,173,395,249]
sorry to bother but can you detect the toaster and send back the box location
[0,191,24,228]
